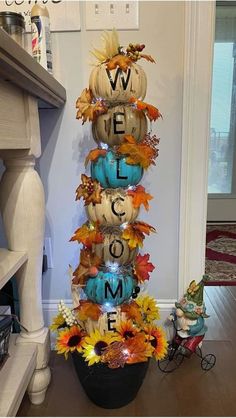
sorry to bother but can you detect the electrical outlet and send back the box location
[85,1,139,31]
[43,237,53,269]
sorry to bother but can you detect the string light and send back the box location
[121,222,128,230]
[105,261,120,273]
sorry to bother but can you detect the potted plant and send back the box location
[51,30,167,409]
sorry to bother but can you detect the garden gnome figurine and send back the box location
[172,279,209,357]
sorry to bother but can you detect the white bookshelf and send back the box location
[0,335,37,417]
[0,249,27,290]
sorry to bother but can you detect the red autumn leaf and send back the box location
[127,185,153,211]
[134,253,155,283]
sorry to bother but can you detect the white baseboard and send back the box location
[43,299,175,349]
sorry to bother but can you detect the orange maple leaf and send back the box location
[133,253,155,283]
[70,222,104,249]
[122,221,156,249]
[85,149,107,167]
[117,135,156,169]
[106,54,133,72]
[72,248,101,286]
[75,300,102,321]
[129,97,162,122]
[121,301,142,324]
[76,88,107,124]
[76,174,102,206]
[124,333,154,364]
[127,185,153,211]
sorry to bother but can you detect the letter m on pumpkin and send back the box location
[104,279,123,299]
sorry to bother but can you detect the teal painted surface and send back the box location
[84,271,136,306]
[91,151,143,188]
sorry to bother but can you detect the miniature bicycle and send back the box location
[158,316,216,373]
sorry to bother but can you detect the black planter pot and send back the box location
[72,353,149,409]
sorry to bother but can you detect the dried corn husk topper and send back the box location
[51,29,167,409]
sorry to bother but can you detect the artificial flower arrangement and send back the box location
[51,293,167,368]
[51,29,167,408]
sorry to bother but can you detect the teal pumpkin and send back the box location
[91,151,143,189]
[84,271,136,306]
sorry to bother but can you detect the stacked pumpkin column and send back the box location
[51,31,167,409]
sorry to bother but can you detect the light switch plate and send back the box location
[85,1,139,30]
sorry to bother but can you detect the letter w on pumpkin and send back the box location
[106,68,131,91]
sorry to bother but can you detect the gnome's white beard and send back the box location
[176,316,197,338]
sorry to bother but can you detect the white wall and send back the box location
[40,1,184,304]
[0,1,184,305]
[207,198,236,221]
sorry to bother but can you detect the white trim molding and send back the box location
[178,1,216,297]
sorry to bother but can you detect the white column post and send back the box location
[178,1,216,297]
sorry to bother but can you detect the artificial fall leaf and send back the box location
[129,97,162,122]
[72,248,101,286]
[101,341,128,369]
[121,301,142,324]
[122,221,156,249]
[127,185,153,211]
[106,54,132,71]
[70,222,103,249]
[133,253,155,283]
[140,54,156,63]
[76,88,107,124]
[75,300,102,321]
[85,149,107,167]
[117,135,157,169]
[76,174,102,206]
[124,333,154,364]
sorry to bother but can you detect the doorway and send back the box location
[205,2,236,285]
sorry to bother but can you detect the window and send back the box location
[208,3,236,195]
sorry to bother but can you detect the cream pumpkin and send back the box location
[89,63,147,103]
[92,105,147,146]
[86,189,139,226]
[92,227,138,265]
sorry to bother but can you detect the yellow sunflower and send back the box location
[56,326,85,359]
[116,320,140,340]
[136,295,160,323]
[50,313,66,332]
[144,324,168,360]
[82,329,119,366]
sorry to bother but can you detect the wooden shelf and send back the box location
[0,249,27,290]
[0,28,66,108]
[0,334,37,417]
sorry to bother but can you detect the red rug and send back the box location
[205,224,236,285]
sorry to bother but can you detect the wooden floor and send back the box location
[17,287,236,417]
